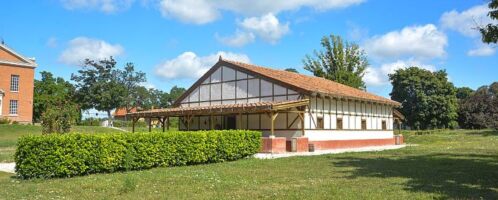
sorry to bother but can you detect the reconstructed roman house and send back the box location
[129,58,404,153]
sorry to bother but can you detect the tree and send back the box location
[284,68,299,73]
[303,34,368,89]
[459,82,498,129]
[167,86,186,106]
[456,87,474,100]
[480,0,498,44]
[71,57,126,125]
[118,63,146,119]
[33,71,78,123]
[41,104,77,134]
[389,67,458,130]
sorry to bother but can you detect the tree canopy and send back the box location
[303,34,368,89]
[284,68,299,73]
[459,82,498,129]
[480,0,498,43]
[389,67,458,130]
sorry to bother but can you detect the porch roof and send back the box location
[127,99,309,118]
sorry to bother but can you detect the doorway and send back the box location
[223,115,237,129]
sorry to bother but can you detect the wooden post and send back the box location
[132,117,136,133]
[298,112,305,136]
[161,117,165,132]
[148,117,152,132]
[269,112,279,137]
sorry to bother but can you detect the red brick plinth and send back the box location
[261,137,286,153]
[295,137,309,152]
[395,135,404,145]
[310,138,396,150]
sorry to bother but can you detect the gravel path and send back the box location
[254,144,407,159]
[0,163,15,174]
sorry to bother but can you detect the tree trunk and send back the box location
[107,110,113,127]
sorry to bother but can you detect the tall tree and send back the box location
[389,67,458,130]
[456,87,474,100]
[33,71,78,122]
[71,57,126,124]
[303,34,368,89]
[118,63,146,117]
[167,86,186,106]
[480,0,498,43]
[459,83,498,129]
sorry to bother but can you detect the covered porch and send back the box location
[127,99,310,153]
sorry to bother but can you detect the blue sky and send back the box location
[1,0,497,98]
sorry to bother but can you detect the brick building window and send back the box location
[10,75,19,92]
[361,119,367,130]
[9,100,18,115]
[337,118,343,130]
[382,120,387,130]
[317,117,324,129]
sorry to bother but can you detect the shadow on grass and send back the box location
[332,153,498,199]
[465,130,498,137]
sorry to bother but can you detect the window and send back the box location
[317,117,324,129]
[9,100,18,115]
[382,120,387,130]
[337,118,343,130]
[10,75,19,92]
[361,119,367,130]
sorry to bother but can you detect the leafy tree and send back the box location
[167,86,187,106]
[41,103,77,134]
[480,0,498,43]
[303,34,368,89]
[284,68,299,73]
[389,67,458,130]
[118,63,146,120]
[71,57,126,125]
[456,87,474,100]
[33,71,78,123]
[459,82,498,129]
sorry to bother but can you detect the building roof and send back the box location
[113,107,138,117]
[0,43,37,68]
[220,59,400,106]
[128,99,309,118]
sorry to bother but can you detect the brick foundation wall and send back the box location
[261,137,286,153]
[310,138,396,150]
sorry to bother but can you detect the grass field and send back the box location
[0,127,497,199]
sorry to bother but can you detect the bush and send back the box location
[41,104,77,134]
[15,130,261,179]
[0,118,11,124]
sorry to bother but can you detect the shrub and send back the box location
[41,105,77,134]
[15,130,261,179]
[0,118,11,124]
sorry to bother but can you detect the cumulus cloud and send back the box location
[159,0,365,24]
[60,0,134,13]
[216,31,255,47]
[59,37,124,66]
[363,59,436,86]
[159,0,219,24]
[364,24,448,60]
[467,44,496,56]
[217,13,289,46]
[155,51,250,79]
[440,4,492,37]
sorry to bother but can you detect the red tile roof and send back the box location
[113,107,137,117]
[222,59,400,106]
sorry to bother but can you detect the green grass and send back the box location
[0,125,124,162]
[0,128,497,199]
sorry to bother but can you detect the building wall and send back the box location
[0,64,35,123]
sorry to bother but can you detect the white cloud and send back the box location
[61,0,134,13]
[467,44,496,56]
[216,31,255,47]
[239,13,290,43]
[440,4,492,37]
[364,24,448,60]
[46,37,58,48]
[159,0,219,24]
[59,37,124,66]
[155,51,250,79]
[139,82,156,89]
[217,13,289,46]
[158,0,365,24]
[364,59,435,86]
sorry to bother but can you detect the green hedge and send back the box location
[15,130,261,179]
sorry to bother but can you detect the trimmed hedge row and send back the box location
[15,130,261,179]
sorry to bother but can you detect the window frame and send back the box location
[336,118,343,130]
[9,100,18,115]
[361,119,367,130]
[316,117,324,129]
[10,75,20,92]
[381,120,387,130]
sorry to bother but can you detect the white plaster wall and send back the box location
[306,130,394,141]
[261,130,303,139]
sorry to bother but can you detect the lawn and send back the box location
[0,128,497,199]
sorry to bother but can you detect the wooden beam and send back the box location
[270,112,278,137]
[287,114,300,129]
[166,116,170,131]
[298,113,305,136]
[161,117,165,132]
[148,117,152,132]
